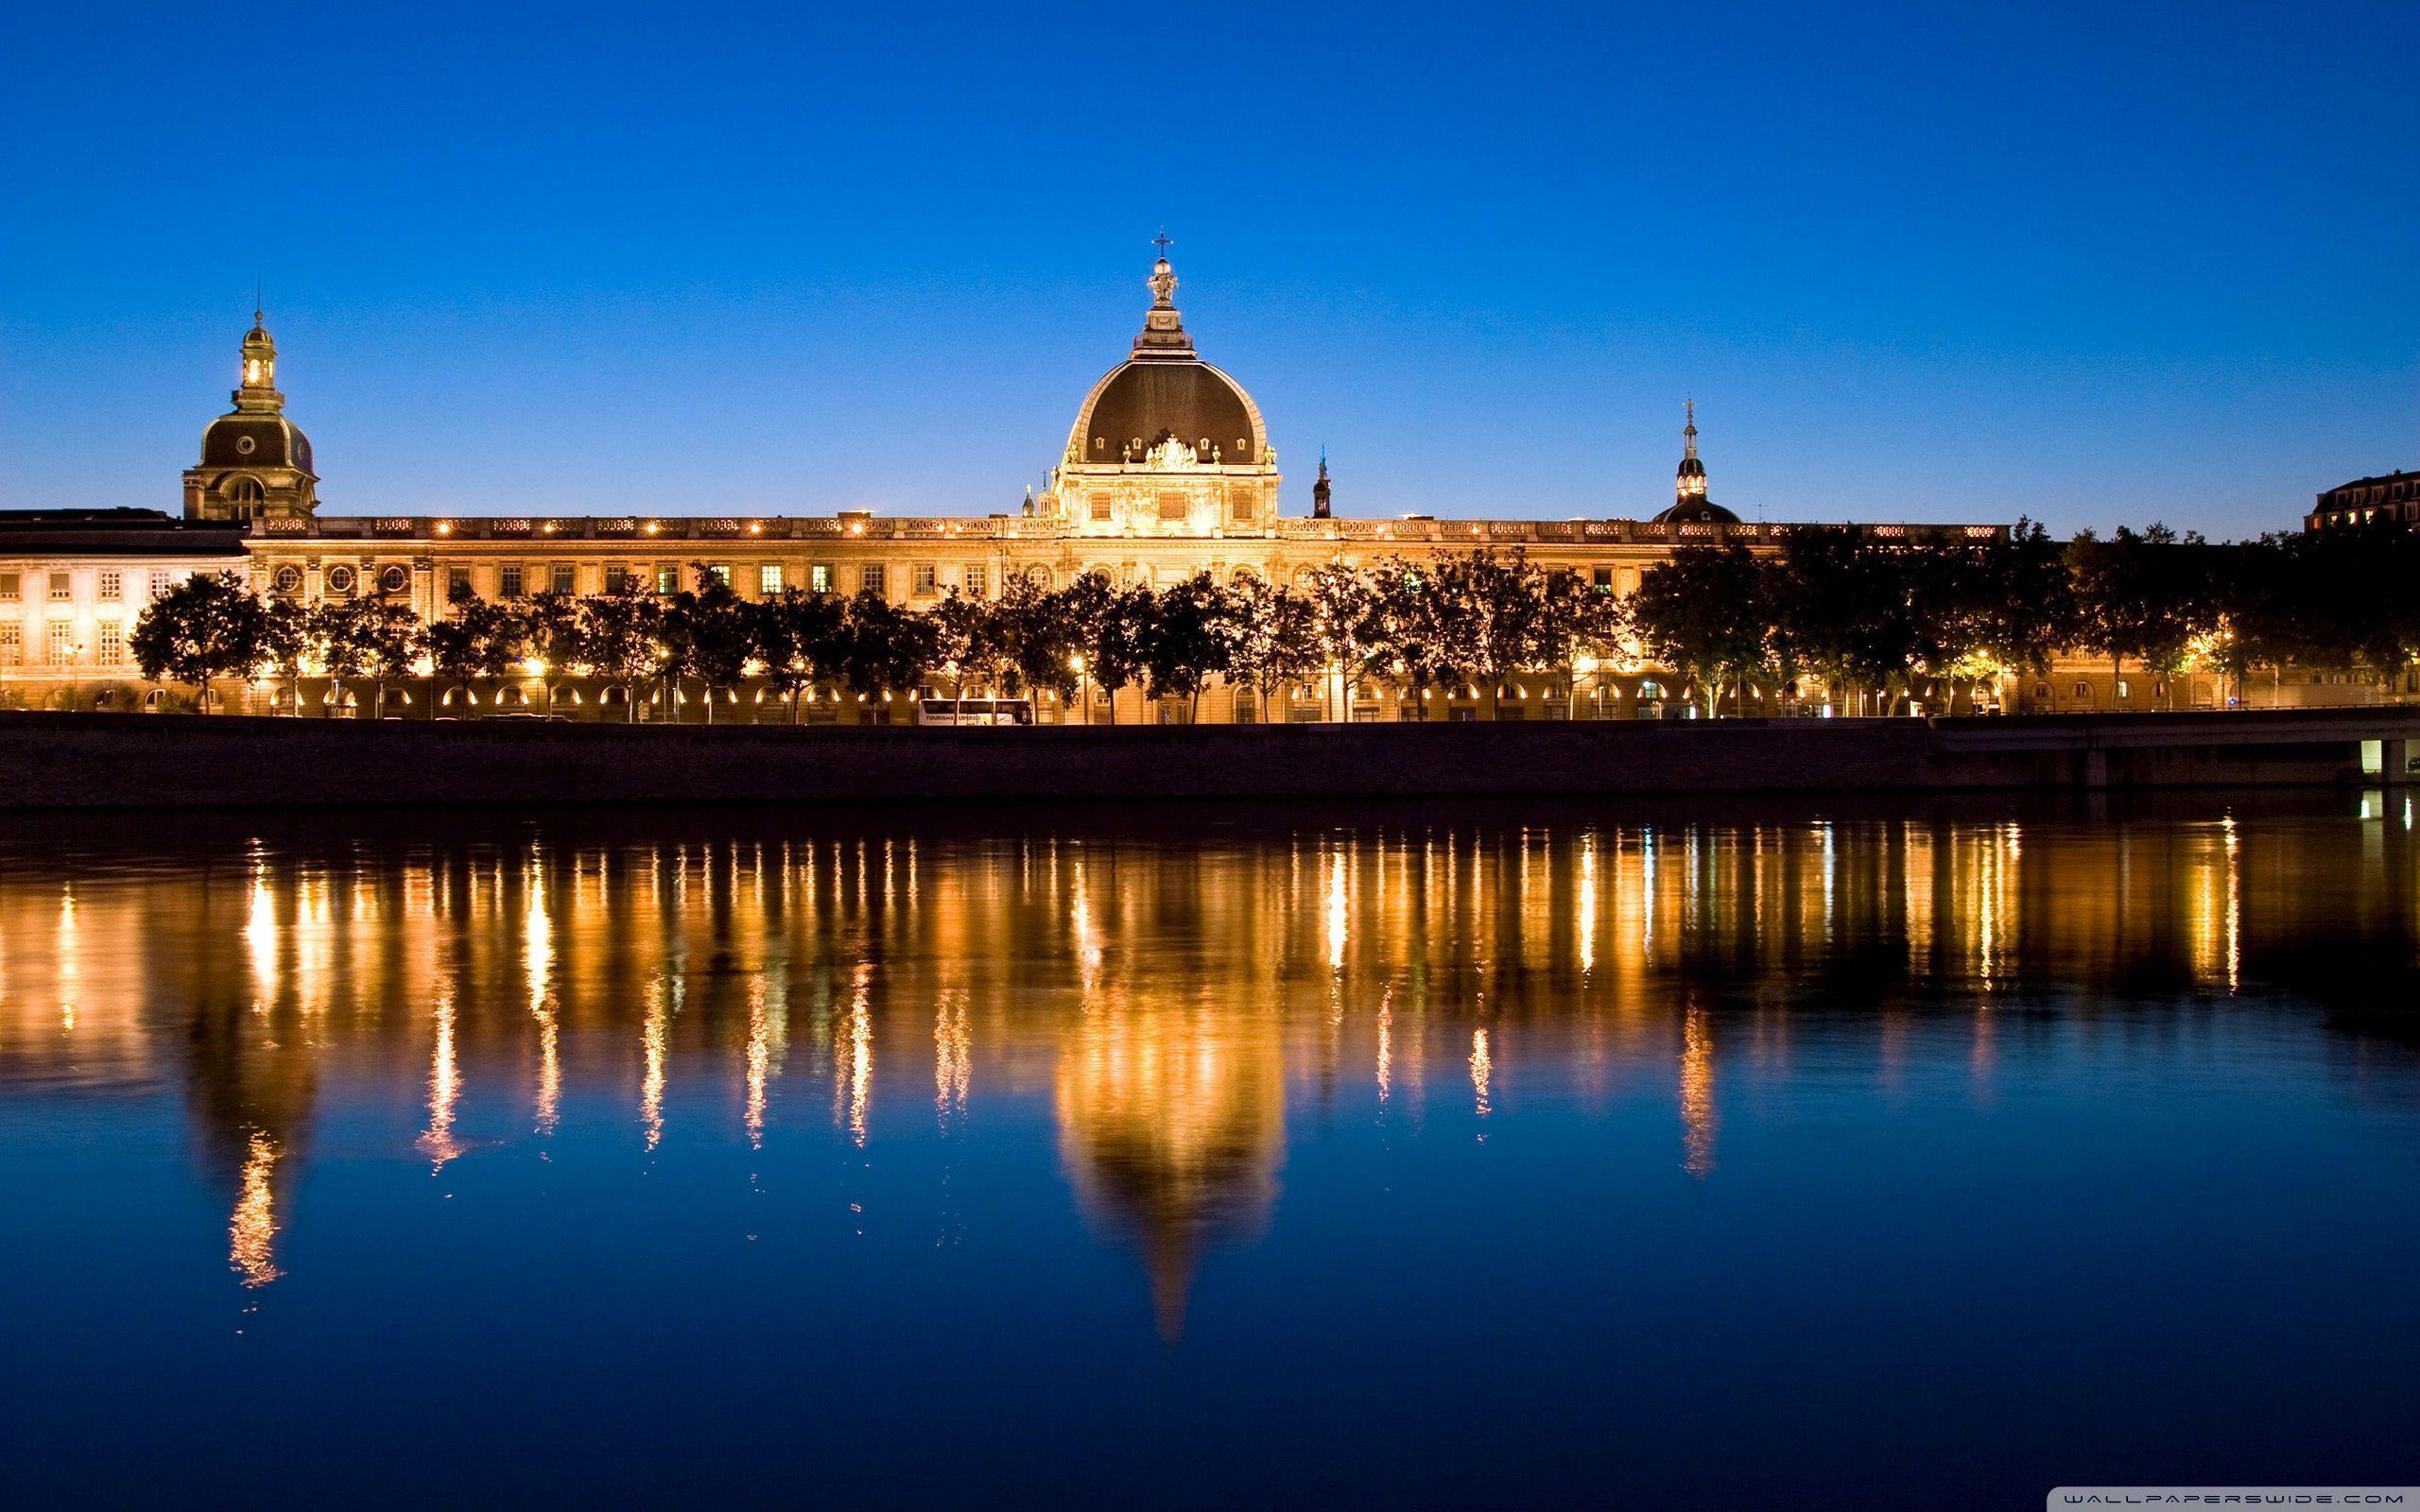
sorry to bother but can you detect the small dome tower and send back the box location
[183,307,319,523]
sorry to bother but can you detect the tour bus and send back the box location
[917,696,1037,728]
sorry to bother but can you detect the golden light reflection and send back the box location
[1578,836,1597,975]
[745,979,770,1149]
[844,961,873,1148]
[642,977,668,1153]
[2223,814,2242,994]
[228,1129,283,1288]
[1680,1005,1715,1179]
[56,886,77,1032]
[1,807,2402,1340]
[1325,847,1349,971]
[1469,1025,1493,1125]
[526,867,559,1137]
[418,988,462,1169]
[1374,988,1393,1108]
[1056,990,1284,1342]
[244,862,278,1001]
[934,988,971,1131]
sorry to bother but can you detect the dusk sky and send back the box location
[4,1,2413,539]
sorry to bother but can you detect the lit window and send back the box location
[98,570,123,600]
[810,563,834,593]
[708,563,733,587]
[655,564,679,594]
[759,563,783,596]
[97,622,124,664]
[48,622,75,665]
[148,570,171,598]
[0,623,18,664]
[2116,679,2131,699]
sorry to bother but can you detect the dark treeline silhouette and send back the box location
[123,521,2420,719]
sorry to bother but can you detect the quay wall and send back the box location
[0,713,2392,810]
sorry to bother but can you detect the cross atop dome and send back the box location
[1133,233,1193,358]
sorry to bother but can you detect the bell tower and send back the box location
[184,308,320,523]
[1675,399,1707,507]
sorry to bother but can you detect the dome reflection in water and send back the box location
[2,795,2417,1506]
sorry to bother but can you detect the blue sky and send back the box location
[3,1,2413,539]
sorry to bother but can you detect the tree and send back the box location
[130,572,268,713]
[1141,573,1236,719]
[1062,573,1150,723]
[1225,573,1323,723]
[2066,524,2219,709]
[1631,542,1773,716]
[521,590,590,716]
[663,564,755,724]
[752,587,845,722]
[1967,519,2076,697]
[579,581,665,722]
[258,597,310,716]
[1307,562,1386,718]
[1368,556,1482,704]
[834,588,939,719]
[1772,527,1913,715]
[308,596,397,717]
[1005,575,1083,712]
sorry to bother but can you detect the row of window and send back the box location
[0,620,128,667]
[0,569,172,603]
[252,557,1656,605]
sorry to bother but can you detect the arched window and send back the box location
[379,564,408,594]
[324,564,356,595]
[221,477,267,521]
[1024,565,1051,591]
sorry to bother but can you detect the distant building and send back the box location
[2306,471,2417,531]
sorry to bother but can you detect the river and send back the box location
[3,795,2415,1508]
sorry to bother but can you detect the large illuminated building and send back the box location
[12,248,2363,715]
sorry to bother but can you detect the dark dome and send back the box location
[1653,497,1739,525]
[1075,359,1260,465]
[200,415,314,474]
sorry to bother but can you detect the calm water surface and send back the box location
[4,796,2417,1509]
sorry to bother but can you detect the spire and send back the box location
[1675,400,1708,502]
[1132,233,1195,359]
[1313,447,1332,519]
